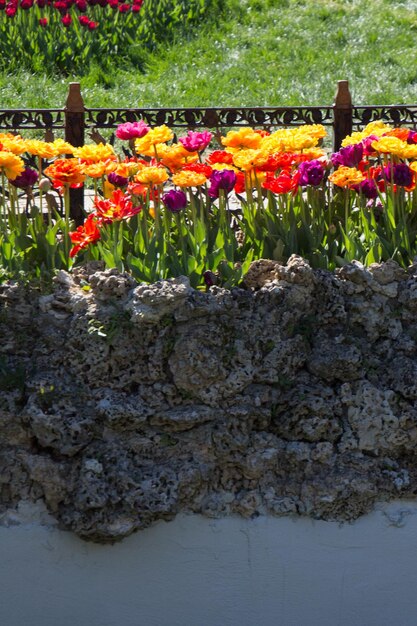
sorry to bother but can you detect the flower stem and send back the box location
[64,184,71,261]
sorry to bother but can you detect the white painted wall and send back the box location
[1,501,417,626]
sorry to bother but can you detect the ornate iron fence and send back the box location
[85,105,335,131]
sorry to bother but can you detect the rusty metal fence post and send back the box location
[65,82,85,224]
[333,80,353,152]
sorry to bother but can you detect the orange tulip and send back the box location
[69,213,101,258]
[94,189,141,222]
[44,158,86,188]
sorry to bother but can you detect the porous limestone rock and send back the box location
[2,256,417,542]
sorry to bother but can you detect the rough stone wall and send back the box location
[1,256,417,542]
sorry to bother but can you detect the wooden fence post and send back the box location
[333,80,353,152]
[65,82,85,224]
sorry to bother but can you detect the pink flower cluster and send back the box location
[78,13,98,28]
[0,0,143,25]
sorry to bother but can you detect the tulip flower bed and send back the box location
[0,0,216,74]
[1,119,417,288]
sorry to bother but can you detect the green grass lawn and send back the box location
[0,0,417,109]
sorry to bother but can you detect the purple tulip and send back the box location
[162,189,187,212]
[208,169,237,198]
[407,130,417,145]
[352,178,378,199]
[115,121,150,140]
[203,270,217,287]
[10,167,38,189]
[331,143,364,168]
[362,134,380,156]
[367,198,384,216]
[179,130,213,153]
[383,163,414,187]
[108,172,129,187]
[297,159,324,187]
